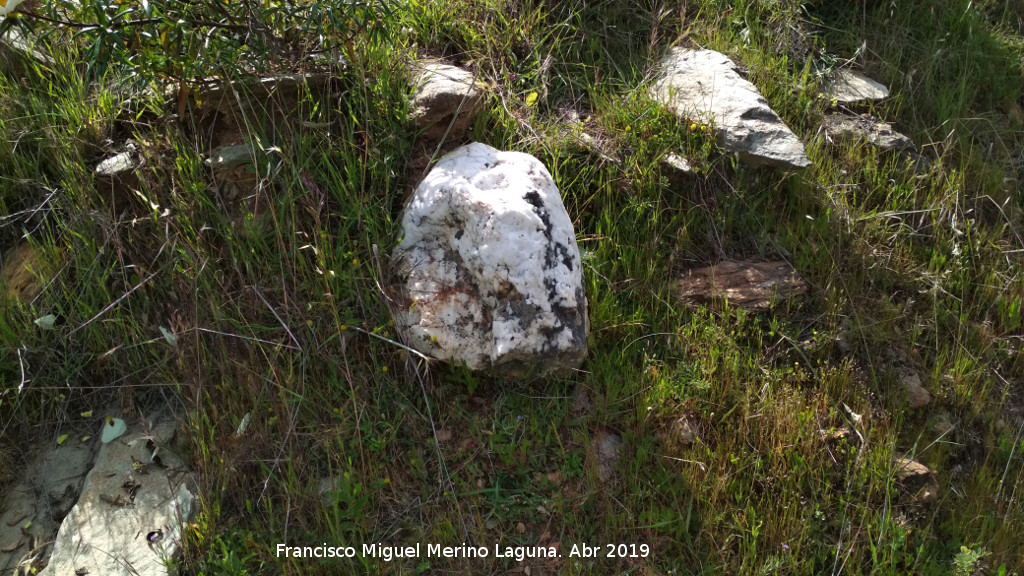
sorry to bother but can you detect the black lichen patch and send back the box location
[524,189,579,301]
[523,190,551,241]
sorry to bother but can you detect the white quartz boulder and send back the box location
[392,143,588,376]
[651,47,810,170]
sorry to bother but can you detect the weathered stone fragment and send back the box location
[669,415,700,446]
[593,430,624,483]
[899,367,932,409]
[895,456,939,504]
[40,421,197,576]
[675,261,807,311]
[410,62,486,140]
[663,153,696,187]
[819,114,915,154]
[822,69,889,104]
[205,144,264,198]
[651,48,810,169]
[95,144,141,211]
[0,439,97,574]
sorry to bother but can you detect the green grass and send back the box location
[2,0,1024,574]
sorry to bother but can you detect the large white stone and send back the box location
[651,48,810,170]
[392,143,588,376]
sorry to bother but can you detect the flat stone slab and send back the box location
[205,144,257,171]
[819,114,916,154]
[0,28,55,65]
[651,47,810,170]
[0,440,96,575]
[40,421,196,576]
[676,260,807,311]
[822,70,889,104]
[392,143,588,376]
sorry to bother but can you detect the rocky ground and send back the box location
[1,1,1023,574]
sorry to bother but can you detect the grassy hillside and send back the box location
[1,0,1023,574]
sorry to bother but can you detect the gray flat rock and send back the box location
[0,440,97,575]
[822,70,889,104]
[819,114,916,154]
[899,367,932,409]
[0,28,55,65]
[40,421,196,576]
[594,430,624,483]
[651,47,810,170]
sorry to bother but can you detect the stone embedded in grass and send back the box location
[675,260,808,311]
[570,384,593,417]
[894,456,939,504]
[410,62,486,141]
[819,114,916,154]
[899,367,932,409]
[821,69,889,104]
[205,144,263,199]
[40,419,197,576]
[0,28,54,66]
[205,144,259,172]
[391,142,589,377]
[2,242,46,304]
[0,440,96,574]
[593,430,624,483]
[670,415,701,446]
[819,114,933,175]
[819,426,856,445]
[663,153,696,187]
[95,150,138,177]
[95,144,141,211]
[650,47,811,170]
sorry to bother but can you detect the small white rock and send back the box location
[95,151,137,176]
